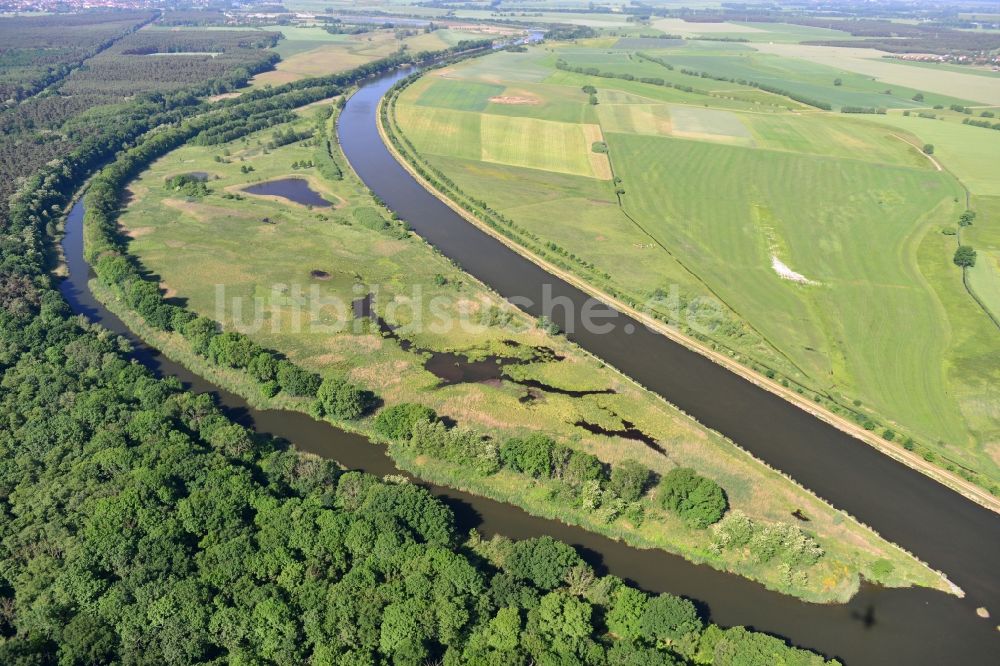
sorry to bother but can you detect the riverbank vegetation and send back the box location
[96,53,951,602]
[384,39,1000,497]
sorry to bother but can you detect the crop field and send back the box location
[751,43,1000,106]
[645,49,980,110]
[391,41,1000,486]
[965,197,1000,325]
[250,26,445,85]
[871,114,1000,196]
[607,133,969,449]
[415,77,504,111]
[666,105,754,144]
[651,18,865,43]
[109,96,948,602]
[480,115,609,178]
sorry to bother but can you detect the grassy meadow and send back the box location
[106,94,949,602]
[389,42,1000,488]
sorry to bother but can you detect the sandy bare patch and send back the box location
[489,95,539,105]
[350,359,409,388]
[207,92,240,102]
[771,256,819,285]
[312,353,347,365]
[250,69,303,87]
[162,198,256,223]
[986,442,1000,469]
[164,240,186,248]
[125,226,155,238]
[160,283,177,298]
[332,334,383,354]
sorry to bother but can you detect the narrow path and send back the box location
[891,132,944,171]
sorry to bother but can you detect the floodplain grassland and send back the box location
[106,95,950,603]
[388,41,1000,492]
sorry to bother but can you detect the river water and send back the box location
[55,68,1000,665]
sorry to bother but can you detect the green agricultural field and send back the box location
[751,43,1000,106]
[640,46,980,110]
[872,113,1000,196]
[390,41,1000,489]
[479,114,608,178]
[964,197,1000,325]
[109,97,947,603]
[607,133,969,450]
[651,18,865,43]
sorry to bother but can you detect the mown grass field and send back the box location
[248,26,479,86]
[391,42,1000,487]
[109,95,948,602]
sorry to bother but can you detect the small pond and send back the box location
[243,178,331,207]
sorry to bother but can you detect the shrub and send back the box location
[659,468,727,528]
[608,460,652,502]
[374,403,437,440]
[500,434,555,478]
[953,245,977,268]
[312,376,373,420]
[207,331,260,368]
[564,450,604,487]
[181,316,219,356]
[276,360,321,397]
[247,351,279,382]
[712,511,823,567]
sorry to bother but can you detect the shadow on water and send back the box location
[52,66,1000,665]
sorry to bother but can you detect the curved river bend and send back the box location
[57,70,1000,665]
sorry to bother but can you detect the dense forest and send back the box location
[61,30,282,97]
[0,12,154,104]
[0,15,278,228]
[0,11,837,664]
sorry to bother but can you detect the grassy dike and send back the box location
[87,80,954,604]
[380,56,1000,513]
